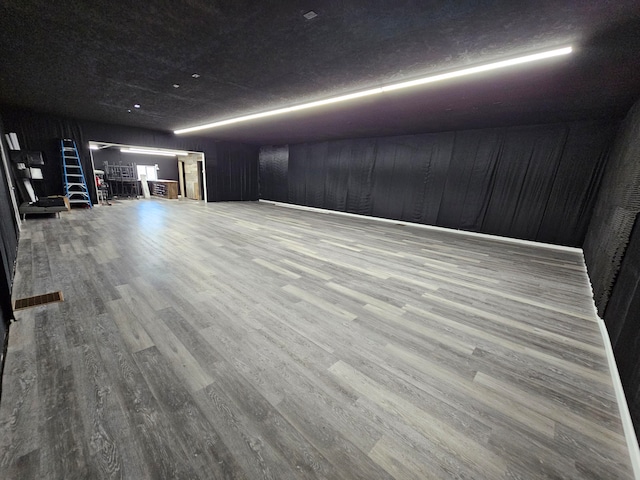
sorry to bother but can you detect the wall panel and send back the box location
[584,99,640,436]
[584,100,640,313]
[604,213,640,436]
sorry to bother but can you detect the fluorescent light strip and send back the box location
[121,147,189,157]
[174,46,572,135]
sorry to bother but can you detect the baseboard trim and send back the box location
[258,200,581,253]
[597,317,640,479]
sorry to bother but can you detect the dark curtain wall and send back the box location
[211,142,259,201]
[0,114,20,362]
[584,100,640,315]
[261,120,616,246]
[92,148,180,182]
[0,106,259,203]
[259,145,289,202]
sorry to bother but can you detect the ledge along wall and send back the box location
[259,120,618,247]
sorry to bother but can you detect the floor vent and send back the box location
[14,291,64,311]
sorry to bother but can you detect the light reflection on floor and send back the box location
[136,199,166,233]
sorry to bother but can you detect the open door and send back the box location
[180,153,205,200]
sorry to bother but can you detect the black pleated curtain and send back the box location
[260,120,617,247]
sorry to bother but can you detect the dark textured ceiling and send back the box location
[1,1,640,145]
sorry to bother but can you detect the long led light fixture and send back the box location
[121,147,189,157]
[174,46,572,135]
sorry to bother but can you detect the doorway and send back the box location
[177,153,206,201]
[88,142,206,202]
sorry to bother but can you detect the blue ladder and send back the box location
[61,139,92,208]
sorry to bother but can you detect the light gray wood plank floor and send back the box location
[0,198,634,479]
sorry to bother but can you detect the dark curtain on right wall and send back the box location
[261,120,616,247]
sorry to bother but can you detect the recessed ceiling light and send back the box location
[192,73,200,78]
[174,45,573,135]
[303,10,318,20]
[134,104,141,108]
[173,84,180,88]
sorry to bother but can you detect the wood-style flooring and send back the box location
[0,199,634,479]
